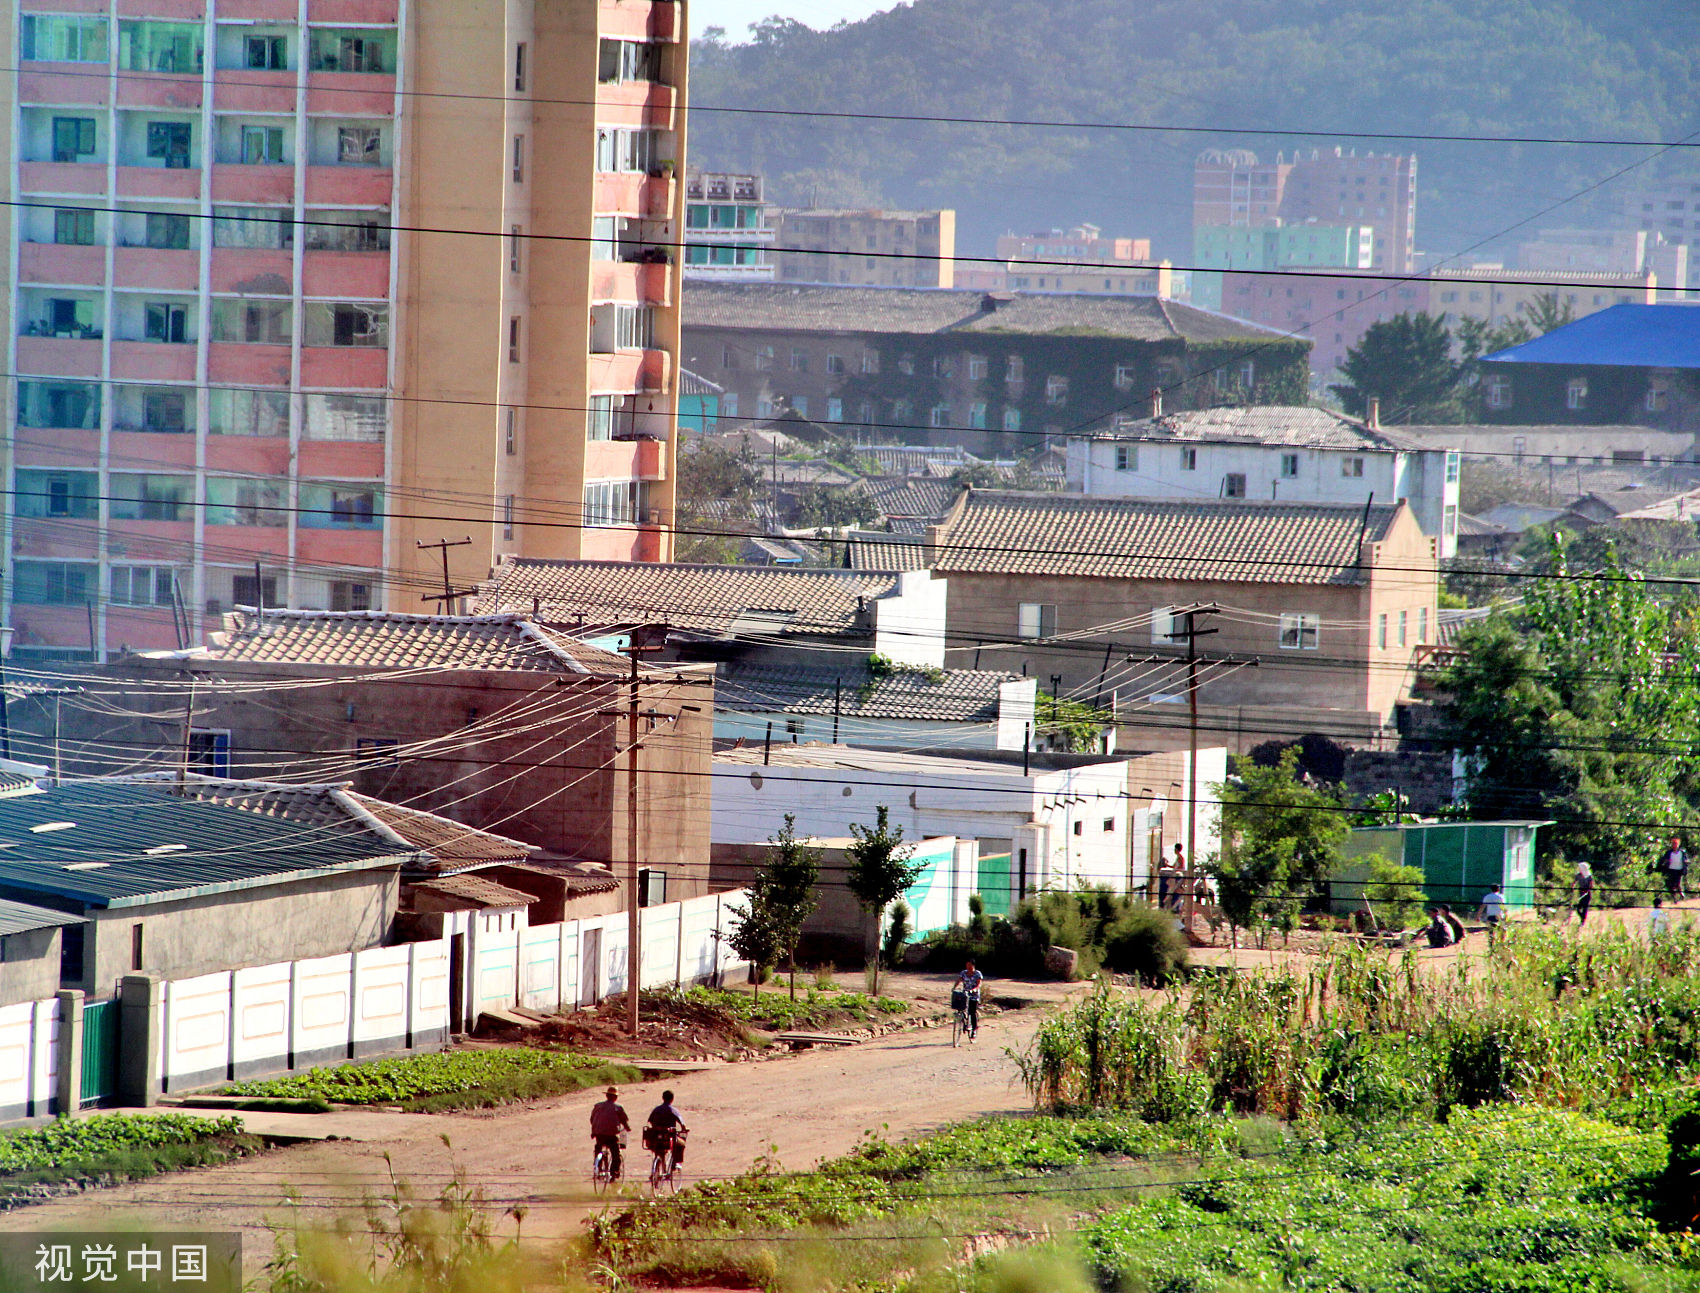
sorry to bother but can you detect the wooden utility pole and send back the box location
[416,537,477,611]
[1166,605,1219,927]
[625,650,641,1039]
[176,677,198,795]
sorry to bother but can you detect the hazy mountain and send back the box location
[687,0,1700,262]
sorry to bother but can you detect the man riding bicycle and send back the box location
[954,960,983,1040]
[645,1089,689,1172]
[590,1085,630,1181]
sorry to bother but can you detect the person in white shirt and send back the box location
[1649,895,1672,939]
[1476,884,1506,944]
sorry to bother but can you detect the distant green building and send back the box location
[1191,223,1373,312]
[1336,820,1548,914]
[677,368,724,435]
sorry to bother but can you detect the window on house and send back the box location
[969,402,987,429]
[145,212,191,249]
[331,581,372,612]
[207,478,287,526]
[613,304,655,350]
[213,205,292,249]
[1443,504,1458,537]
[110,566,176,607]
[51,116,96,162]
[1486,377,1512,409]
[303,208,388,251]
[17,381,100,428]
[1045,375,1069,405]
[1006,355,1024,382]
[1103,818,1116,833]
[512,134,524,182]
[891,398,912,421]
[1116,445,1136,471]
[211,299,291,344]
[1278,612,1319,650]
[1566,377,1588,411]
[721,346,739,371]
[186,730,231,775]
[587,395,615,441]
[119,21,202,73]
[143,302,188,343]
[791,397,808,418]
[1342,456,1365,478]
[147,121,193,167]
[1240,360,1256,389]
[1152,607,1177,645]
[1002,407,1021,432]
[54,208,95,245]
[754,344,774,370]
[826,398,843,422]
[1072,821,1083,837]
[1017,603,1057,639]
[1113,363,1135,391]
[336,125,381,165]
[1445,452,1460,483]
[21,14,109,62]
[1377,613,1388,649]
[503,494,515,541]
[789,348,808,372]
[505,407,518,455]
[968,355,988,379]
[508,315,521,362]
[245,33,286,68]
[597,38,662,83]
[509,224,522,273]
[236,124,285,165]
[513,42,526,91]
[1398,610,1408,647]
[17,470,96,518]
[930,404,950,428]
[825,353,845,374]
[1223,473,1247,498]
[897,354,915,375]
[862,350,879,374]
[143,389,190,432]
[110,474,192,521]
[1180,447,1197,471]
[13,561,95,604]
[209,387,289,436]
[932,355,953,378]
[1280,453,1299,478]
[582,478,646,526]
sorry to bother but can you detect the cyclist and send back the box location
[954,959,984,1040]
[589,1085,630,1182]
[645,1089,689,1173]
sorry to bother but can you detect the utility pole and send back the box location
[176,677,198,795]
[625,649,641,1040]
[1166,604,1219,928]
[416,537,477,612]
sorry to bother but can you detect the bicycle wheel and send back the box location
[649,1153,666,1193]
[951,1009,963,1047]
[592,1150,611,1196]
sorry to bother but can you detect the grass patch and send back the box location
[222,1048,637,1111]
[179,1096,333,1114]
[0,1112,262,1202]
[655,984,908,1033]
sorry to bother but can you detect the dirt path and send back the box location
[0,978,1079,1279]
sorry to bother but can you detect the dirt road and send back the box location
[0,980,1076,1277]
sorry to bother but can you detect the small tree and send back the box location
[845,805,921,994]
[883,900,912,968]
[725,892,780,996]
[1330,311,1462,423]
[764,814,822,1000]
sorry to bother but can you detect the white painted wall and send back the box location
[872,570,948,668]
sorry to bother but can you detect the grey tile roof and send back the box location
[845,531,930,572]
[862,476,959,521]
[181,610,629,676]
[0,782,404,909]
[1088,406,1430,452]
[931,490,1402,585]
[718,661,1023,723]
[409,874,539,909]
[684,282,1295,344]
[478,559,904,638]
[1454,512,1509,537]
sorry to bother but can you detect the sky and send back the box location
[691,0,896,41]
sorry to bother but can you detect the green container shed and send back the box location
[1337,820,1548,913]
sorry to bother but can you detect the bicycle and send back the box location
[646,1128,684,1194]
[950,988,976,1047]
[592,1131,626,1196]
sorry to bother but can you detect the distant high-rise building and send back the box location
[682,170,773,280]
[5,0,689,659]
[772,209,955,288]
[1623,178,1700,280]
[952,223,1169,296]
[1517,227,1690,298]
[1193,147,1416,274]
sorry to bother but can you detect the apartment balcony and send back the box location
[594,79,676,131]
[111,431,197,469]
[306,72,396,116]
[116,166,201,201]
[117,71,203,110]
[19,242,105,288]
[207,343,292,384]
[207,435,289,476]
[300,347,387,389]
[16,336,101,378]
[116,0,205,18]
[105,520,196,564]
[201,525,288,559]
[105,607,180,654]
[298,528,384,568]
[579,525,665,562]
[590,260,673,306]
[10,607,101,655]
[213,71,295,115]
[593,172,674,220]
[308,0,399,23]
[302,250,388,298]
[211,164,294,204]
[211,248,294,294]
[585,437,666,483]
[588,348,670,394]
[214,0,298,18]
[305,165,392,206]
[15,426,99,470]
[12,519,99,561]
[114,245,199,290]
[111,340,197,382]
[298,440,382,480]
[600,0,677,42]
[19,161,105,195]
[19,65,111,108]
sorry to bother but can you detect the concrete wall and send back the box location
[873,570,948,668]
[0,926,62,1005]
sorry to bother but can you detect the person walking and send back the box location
[1168,842,1187,910]
[1649,895,1672,939]
[1475,884,1506,945]
[1657,837,1689,901]
[1572,861,1595,927]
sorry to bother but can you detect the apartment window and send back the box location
[1445,452,1460,484]
[51,116,96,163]
[597,38,662,84]
[1280,453,1299,478]
[508,316,521,362]
[505,407,518,455]
[594,127,659,174]
[307,302,387,347]
[301,393,384,442]
[54,208,95,245]
[1443,503,1458,537]
[245,34,286,68]
[722,346,739,371]
[509,225,522,274]
[1377,614,1388,649]
[756,396,774,418]
[213,205,292,249]
[110,566,176,607]
[1486,376,1512,409]
[231,572,278,607]
[1006,355,1024,382]
[790,348,808,372]
[587,395,615,441]
[336,125,381,165]
[119,21,202,73]
[211,299,291,344]
[1279,613,1320,651]
[1419,607,1429,644]
[513,41,527,91]
[968,355,989,380]
[1341,456,1365,478]
[309,30,389,73]
[16,470,95,519]
[110,474,192,521]
[1115,445,1136,472]
[1002,407,1021,432]
[143,389,189,433]
[891,398,912,421]
[614,305,655,350]
[206,477,286,525]
[969,402,987,430]
[583,478,645,526]
[187,730,231,776]
[898,355,915,376]
[300,483,379,528]
[826,398,843,423]
[932,355,953,378]
[826,354,845,375]
[1239,360,1256,389]
[147,121,193,168]
[21,14,109,62]
[1223,473,1247,498]
[503,495,516,541]
[1045,375,1069,405]
[791,397,808,418]
[1103,819,1116,834]
[303,208,389,251]
[512,134,525,183]
[145,212,191,249]
[1113,364,1135,391]
[209,388,289,437]
[331,581,372,612]
[1566,377,1588,411]
[239,125,284,164]
[930,404,951,428]
[861,350,879,374]
[18,381,99,429]
[1398,610,1408,648]
[1180,447,1197,471]
[13,561,95,605]
[754,344,774,370]
[144,301,188,343]
[1017,603,1057,639]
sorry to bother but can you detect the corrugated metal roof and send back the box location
[1482,304,1700,370]
[0,783,404,909]
[718,661,1024,723]
[0,897,79,936]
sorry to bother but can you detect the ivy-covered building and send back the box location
[681,283,1311,456]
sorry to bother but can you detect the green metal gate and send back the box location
[80,999,120,1108]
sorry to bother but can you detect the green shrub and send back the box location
[1100,901,1188,985]
[882,900,912,967]
[222,1048,624,1107]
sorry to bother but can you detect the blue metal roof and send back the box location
[0,783,405,910]
[1482,304,1700,369]
[0,898,80,936]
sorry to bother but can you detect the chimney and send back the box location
[1150,388,1163,420]
[1366,397,1380,430]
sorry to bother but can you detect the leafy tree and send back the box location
[1211,749,1350,945]
[1358,851,1428,929]
[844,805,921,994]
[1521,291,1576,337]
[1330,312,1462,423]
[765,815,822,1000]
[674,441,763,563]
[725,891,781,996]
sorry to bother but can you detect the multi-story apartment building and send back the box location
[682,168,771,279]
[1515,227,1689,297]
[5,0,687,660]
[1622,177,1700,283]
[994,224,1150,265]
[1194,146,1416,274]
[950,224,1171,297]
[771,207,954,288]
[1427,266,1656,329]
[1191,221,1373,310]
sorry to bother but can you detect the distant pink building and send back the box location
[1219,270,1429,380]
